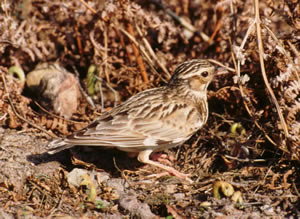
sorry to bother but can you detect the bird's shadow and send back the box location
[27,147,142,176]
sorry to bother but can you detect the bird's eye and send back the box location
[201,71,209,77]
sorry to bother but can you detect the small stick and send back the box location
[230,38,277,147]
[103,24,110,83]
[95,75,120,107]
[208,17,223,45]
[73,66,96,109]
[126,23,149,83]
[0,113,7,121]
[135,23,171,79]
[34,101,86,124]
[207,59,235,72]
[74,26,83,54]
[254,0,289,138]
[113,26,133,64]
[119,27,168,83]
[78,0,97,14]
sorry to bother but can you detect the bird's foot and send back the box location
[150,152,175,166]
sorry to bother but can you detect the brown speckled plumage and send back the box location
[47,59,217,182]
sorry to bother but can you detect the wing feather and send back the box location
[47,87,206,153]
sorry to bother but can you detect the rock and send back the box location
[119,191,156,219]
[26,63,80,119]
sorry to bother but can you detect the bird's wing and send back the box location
[62,101,200,148]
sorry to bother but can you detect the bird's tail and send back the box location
[47,138,74,154]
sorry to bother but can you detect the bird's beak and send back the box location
[215,66,229,76]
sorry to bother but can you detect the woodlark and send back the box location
[47,59,217,182]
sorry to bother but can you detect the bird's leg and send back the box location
[150,152,174,166]
[138,150,192,183]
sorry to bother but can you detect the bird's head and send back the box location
[168,59,215,92]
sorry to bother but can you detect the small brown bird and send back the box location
[47,59,218,182]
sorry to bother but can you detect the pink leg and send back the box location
[150,152,174,166]
[138,150,192,183]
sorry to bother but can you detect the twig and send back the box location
[103,24,110,83]
[208,16,223,45]
[48,191,64,217]
[95,75,120,107]
[73,67,96,109]
[230,32,278,146]
[254,0,289,138]
[126,23,149,83]
[89,29,107,53]
[231,38,277,146]
[207,59,235,72]
[78,0,97,14]
[89,30,109,110]
[0,113,7,121]
[1,71,57,138]
[224,155,269,163]
[99,76,105,110]
[74,26,83,54]
[113,26,133,64]
[135,22,171,79]
[34,101,86,124]
[240,21,256,52]
[119,28,152,63]
[118,27,168,83]
[93,64,105,110]
[254,164,273,193]
[292,182,300,197]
